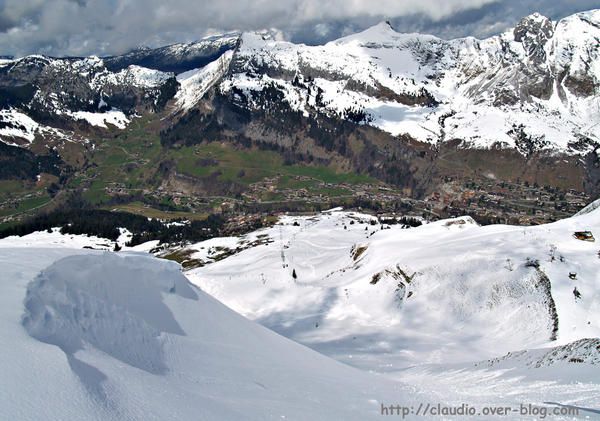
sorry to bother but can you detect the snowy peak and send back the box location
[513,12,553,39]
[550,10,600,97]
[566,8,600,26]
[512,13,554,62]
[339,20,398,42]
[551,9,600,42]
[333,20,439,47]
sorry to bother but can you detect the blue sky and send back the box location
[0,0,597,57]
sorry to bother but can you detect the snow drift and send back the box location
[22,253,196,377]
[0,249,422,420]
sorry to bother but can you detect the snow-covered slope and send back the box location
[0,108,82,146]
[0,226,133,250]
[0,249,424,420]
[175,50,234,112]
[398,338,600,417]
[103,33,240,74]
[179,204,600,415]
[188,204,600,373]
[0,109,39,145]
[2,208,599,417]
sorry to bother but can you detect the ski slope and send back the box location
[188,204,600,372]
[182,204,600,415]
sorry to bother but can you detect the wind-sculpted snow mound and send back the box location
[22,253,197,376]
[0,248,422,420]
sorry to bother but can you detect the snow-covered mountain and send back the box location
[0,55,178,145]
[1,10,598,155]
[208,10,600,155]
[1,10,599,204]
[103,32,240,74]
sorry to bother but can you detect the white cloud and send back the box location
[0,0,596,57]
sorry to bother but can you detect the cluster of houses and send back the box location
[427,178,590,225]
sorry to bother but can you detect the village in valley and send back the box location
[0,168,591,231]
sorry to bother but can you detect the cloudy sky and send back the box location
[0,0,597,58]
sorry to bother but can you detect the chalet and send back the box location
[573,231,595,242]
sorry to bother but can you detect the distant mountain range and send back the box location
[0,10,599,221]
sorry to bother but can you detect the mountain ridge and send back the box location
[0,9,598,227]
[1,9,598,153]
